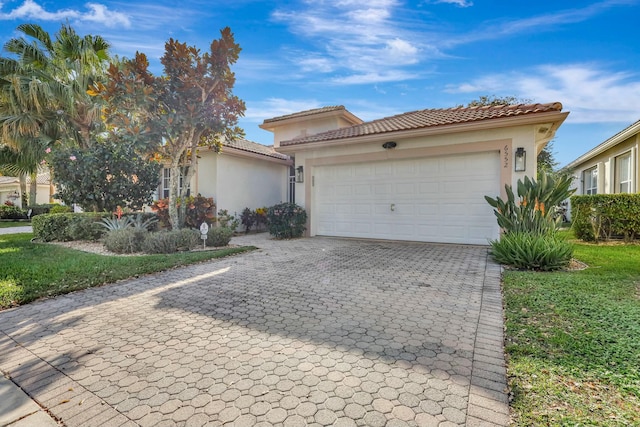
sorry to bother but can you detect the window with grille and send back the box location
[583,167,597,195]
[616,152,632,193]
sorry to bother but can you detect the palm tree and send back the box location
[1,23,110,148]
[0,23,110,203]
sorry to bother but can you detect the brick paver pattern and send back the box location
[0,234,509,426]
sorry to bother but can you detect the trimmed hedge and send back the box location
[32,212,159,242]
[571,194,640,242]
[32,213,110,242]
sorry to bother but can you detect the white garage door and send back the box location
[314,151,500,245]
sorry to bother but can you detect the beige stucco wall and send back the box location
[570,134,640,195]
[195,150,289,218]
[289,124,539,210]
[272,116,356,147]
[0,184,52,207]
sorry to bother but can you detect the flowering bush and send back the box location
[266,202,307,239]
[485,174,574,235]
[47,141,161,212]
[485,173,575,271]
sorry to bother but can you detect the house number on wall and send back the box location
[503,145,509,169]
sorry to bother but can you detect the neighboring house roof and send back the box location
[0,176,19,187]
[279,102,565,146]
[564,119,640,169]
[223,138,290,160]
[0,170,51,187]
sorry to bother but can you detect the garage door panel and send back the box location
[374,163,393,176]
[314,152,500,244]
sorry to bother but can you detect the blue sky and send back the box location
[1,0,639,166]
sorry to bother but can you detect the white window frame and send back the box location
[615,152,632,193]
[161,168,190,199]
[583,167,598,195]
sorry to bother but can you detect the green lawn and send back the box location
[504,236,640,425]
[0,233,254,309]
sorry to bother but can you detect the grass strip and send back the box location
[0,233,255,309]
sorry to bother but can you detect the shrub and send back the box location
[151,194,216,229]
[206,227,233,247]
[255,207,268,230]
[32,213,72,241]
[485,174,575,235]
[267,202,307,239]
[67,215,107,241]
[571,194,640,242]
[0,205,27,220]
[489,232,573,271]
[48,140,161,212]
[32,213,110,242]
[49,205,73,214]
[26,204,61,217]
[217,209,239,232]
[241,208,256,233]
[104,228,147,254]
[141,229,200,254]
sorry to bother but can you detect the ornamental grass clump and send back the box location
[485,173,575,271]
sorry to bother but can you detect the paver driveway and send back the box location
[0,235,509,426]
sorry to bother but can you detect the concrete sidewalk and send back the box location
[0,375,59,426]
[0,226,32,235]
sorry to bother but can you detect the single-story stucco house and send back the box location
[173,137,292,217]
[565,119,640,196]
[261,103,568,245]
[0,172,53,207]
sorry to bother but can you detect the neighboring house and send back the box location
[161,138,292,218]
[0,171,53,207]
[262,104,568,245]
[564,119,640,197]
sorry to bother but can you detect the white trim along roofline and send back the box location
[564,119,640,170]
[275,110,569,154]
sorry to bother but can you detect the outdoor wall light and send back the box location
[296,165,304,183]
[514,147,526,172]
[382,141,397,149]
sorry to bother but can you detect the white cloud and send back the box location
[433,0,473,7]
[243,98,324,122]
[331,70,419,85]
[271,1,435,84]
[445,63,640,123]
[0,0,130,28]
[447,0,638,47]
[84,3,130,27]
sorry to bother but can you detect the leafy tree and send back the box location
[465,95,558,177]
[97,28,246,228]
[466,95,532,107]
[47,139,161,212]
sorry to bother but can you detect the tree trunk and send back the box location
[19,174,27,208]
[29,172,37,205]
[168,161,182,229]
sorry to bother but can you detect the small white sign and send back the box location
[200,222,209,239]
